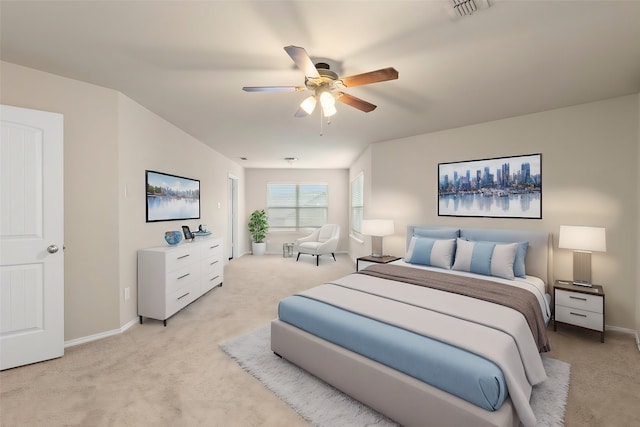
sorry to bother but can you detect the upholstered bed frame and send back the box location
[271,225,552,427]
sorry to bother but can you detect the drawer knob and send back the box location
[570,311,587,318]
[569,296,587,301]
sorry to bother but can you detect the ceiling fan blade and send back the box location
[336,92,377,112]
[339,67,399,87]
[284,45,320,79]
[242,86,305,92]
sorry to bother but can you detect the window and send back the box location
[351,173,364,236]
[267,183,328,230]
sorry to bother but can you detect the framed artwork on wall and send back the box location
[145,170,200,222]
[438,153,542,219]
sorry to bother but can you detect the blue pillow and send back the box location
[413,227,460,239]
[452,238,518,280]
[513,242,528,278]
[405,237,456,269]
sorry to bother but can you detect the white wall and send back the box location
[117,94,244,326]
[1,61,121,340]
[245,169,349,255]
[1,61,245,340]
[360,95,639,330]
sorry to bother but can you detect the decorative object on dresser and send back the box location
[356,255,401,272]
[361,219,394,257]
[164,231,183,246]
[248,209,269,256]
[182,225,195,241]
[558,225,606,286]
[137,237,223,326]
[554,280,605,342]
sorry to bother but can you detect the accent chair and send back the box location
[295,224,340,266]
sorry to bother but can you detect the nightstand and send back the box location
[554,280,605,342]
[356,255,401,272]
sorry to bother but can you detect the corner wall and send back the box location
[1,61,120,339]
[1,61,244,341]
[363,95,639,330]
[116,94,244,326]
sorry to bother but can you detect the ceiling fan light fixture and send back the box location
[322,103,337,117]
[300,95,317,114]
[319,91,337,117]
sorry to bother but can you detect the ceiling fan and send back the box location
[242,45,399,118]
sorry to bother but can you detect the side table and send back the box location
[554,280,605,342]
[356,255,401,272]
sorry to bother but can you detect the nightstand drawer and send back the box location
[555,305,603,331]
[555,289,603,313]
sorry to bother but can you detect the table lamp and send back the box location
[361,219,394,258]
[558,225,606,287]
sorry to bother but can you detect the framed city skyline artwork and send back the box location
[438,153,542,219]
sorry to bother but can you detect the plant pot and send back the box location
[252,242,266,256]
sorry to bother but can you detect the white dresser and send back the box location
[138,237,224,326]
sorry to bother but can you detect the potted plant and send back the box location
[248,209,269,255]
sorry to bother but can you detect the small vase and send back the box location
[164,231,183,246]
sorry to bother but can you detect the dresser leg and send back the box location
[163,319,167,327]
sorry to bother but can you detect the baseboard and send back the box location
[604,325,640,352]
[64,318,138,348]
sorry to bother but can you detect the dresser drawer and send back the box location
[202,254,222,275]
[555,305,603,331]
[166,263,200,295]
[201,239,223,259]
[555,289,603,313]
[166,280,199,317]
[165,245,199,272]
[202,269,223,293]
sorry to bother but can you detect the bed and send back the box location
[271,225,552,427]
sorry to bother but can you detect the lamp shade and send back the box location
[361,219,394,237]
[558,225,606,252]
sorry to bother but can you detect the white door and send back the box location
[0,104,64,370]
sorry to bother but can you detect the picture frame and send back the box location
[438,153,542,219]
[145,170,200,222]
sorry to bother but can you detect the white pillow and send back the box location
[452,238,518,280]
[405,236,456,269]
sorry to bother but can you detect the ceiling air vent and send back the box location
[449,0,490,17]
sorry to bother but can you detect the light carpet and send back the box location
[220,324,570,427]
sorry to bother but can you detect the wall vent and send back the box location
[449,0,490,17]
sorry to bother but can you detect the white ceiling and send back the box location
[2,1,639,168]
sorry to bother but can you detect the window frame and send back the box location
[350,172,364,238]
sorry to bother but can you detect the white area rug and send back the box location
[220,324,570,427]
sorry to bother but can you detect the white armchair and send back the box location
[295,224,340,266]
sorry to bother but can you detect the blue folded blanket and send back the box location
[278,295,507,411]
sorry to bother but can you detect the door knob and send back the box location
[47,245,59,254]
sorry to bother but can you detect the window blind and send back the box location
[267,183,328,230]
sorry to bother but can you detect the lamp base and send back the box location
[573,250,592,284]
[371,236,384,258]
